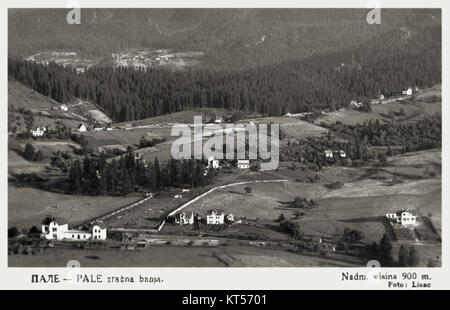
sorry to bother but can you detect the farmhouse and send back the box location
[174,212,194,225]
[77,123,87,132]
[386,210,417,225]
[41,217,107,241]
[30,126,46,137]
[402,87,413,96]
[206,210,225,225]
[324,150,333,158]
[237,159,250,169]
[208,156,220,169]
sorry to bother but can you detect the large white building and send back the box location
[386,210,417,226]
[206,210,225,225]
[41,217,107,241]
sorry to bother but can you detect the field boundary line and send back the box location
[167,179,288,217]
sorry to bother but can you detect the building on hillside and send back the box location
[41,217,107,241]
[60,104,68,112]
[324,150,333,159]
[402,87,413,96]
[77,123,87,132]
[30,126,46,137]
[339,150,347,158]
[93,124,103,131]
[350,100,362,108]
[237,159,250,169]
[386,210,417,226]
[174,212,194,225]
[225,214,235,224]
[206,209,225,225]
[208,156,220,169]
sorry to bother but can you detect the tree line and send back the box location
[8,25,440,122]
[68,152,213,196]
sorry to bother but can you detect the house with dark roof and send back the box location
[77,123,87,132]
[206,209,225,225]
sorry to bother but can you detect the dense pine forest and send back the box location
[8,9,440,69]
[8,24,441,123]
[67,154,213,196]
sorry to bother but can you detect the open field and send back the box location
[180,149,441,247]
[8,80,61,110]
[8,186,140,230]
[314,84,441,126]
[8,80,93,132]
[8,244,361,267]
[243,116,328,139]
[8,138,83,177]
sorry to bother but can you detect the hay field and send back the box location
[8,186,139,230]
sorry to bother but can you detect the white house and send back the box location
[379,94,385,100]
[206,210,225,225]
[237,159,250,169]
[324,150,333,159]
[402,87,413,96]
[30,126,46,137]
[41,217,107,241]
[77,123,87,132]
[386,210,417,226]
[174,212,194,225]
[60,104,68,112]
[339,150,347,158]
[208,156,220,169]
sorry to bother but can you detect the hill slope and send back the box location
[8,8,441,70]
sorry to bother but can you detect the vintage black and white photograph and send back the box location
[7,7,441,268]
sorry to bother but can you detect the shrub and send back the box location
[8,227,20,238]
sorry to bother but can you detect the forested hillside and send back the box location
[8,8,440,70]
[8,23,441,122]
